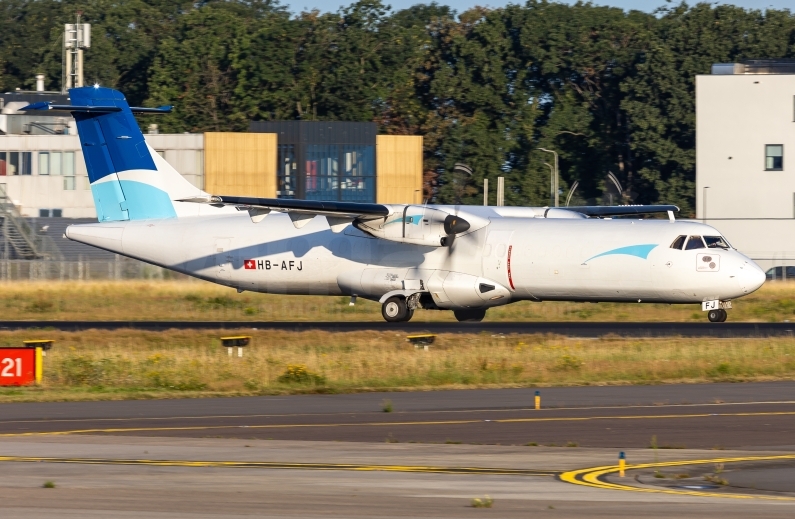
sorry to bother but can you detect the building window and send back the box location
[38,152,49,175]
[293,144,376,202]
[766,144,784,171]
[52,209,62,217]
[305,145,339,201]
[277,144,296,198]
[51,152,62,175]
[19,152,31,175]
[0,152,31,175]
[341,145,375,202]
[63,151,76,190]
[38,151,67,176]
[39,209,50,217]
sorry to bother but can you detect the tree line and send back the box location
[2,0,795,213]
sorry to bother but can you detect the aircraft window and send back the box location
[670,235,686,250]
[704,236,731,249]
[685,236,706,250]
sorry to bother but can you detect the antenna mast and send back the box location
[64,12,91,92]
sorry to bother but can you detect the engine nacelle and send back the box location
[426,271,512,309]
[355,206,475,247]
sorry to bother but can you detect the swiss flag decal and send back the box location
[244,259,256,270]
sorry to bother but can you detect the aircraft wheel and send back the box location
[454,308,487,322]
[707,309,725,323]
[382,296,408,322]
[718,309,728,322]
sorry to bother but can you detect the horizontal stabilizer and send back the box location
[22,102,172,114]
[565,205,679,217]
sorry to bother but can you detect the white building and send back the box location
[0,132,204,218]
[697,60,795,273]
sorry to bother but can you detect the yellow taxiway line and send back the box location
[560,454,795,501]
[3,410,795,437]
[0,455,556,476]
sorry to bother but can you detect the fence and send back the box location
[0,258,192,281]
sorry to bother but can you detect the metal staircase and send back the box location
[0,184,63,260]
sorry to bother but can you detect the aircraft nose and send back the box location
[738,260,766,295]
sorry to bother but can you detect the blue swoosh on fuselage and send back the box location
[584,244,658,263]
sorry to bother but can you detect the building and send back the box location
[0,92,422,219]
[696,60,795,273]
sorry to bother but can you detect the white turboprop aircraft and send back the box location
[26,87,765,323]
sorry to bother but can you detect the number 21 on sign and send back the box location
[0,349,36,386]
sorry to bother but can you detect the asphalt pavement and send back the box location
[2,320,795,336]
[3,382,795,449]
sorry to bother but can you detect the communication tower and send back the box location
[63,12,91,91]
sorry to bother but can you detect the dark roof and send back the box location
[249,120,376,144]
[1,92,70,106]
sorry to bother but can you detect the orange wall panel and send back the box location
[204,133,276,198]
[376,135,423,204]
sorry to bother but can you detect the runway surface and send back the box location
[3,382,795,449]
[1,436,794,518]
[3,383,795,517]
[2,320,795,336]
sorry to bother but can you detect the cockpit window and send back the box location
[685,235,706,250]
[670,235,686,250]
[704,236,731,250]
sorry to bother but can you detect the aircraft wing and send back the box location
[179,195,389,218]
[177,195,390,229]
[564,205,679,217]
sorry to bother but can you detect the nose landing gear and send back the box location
[707,308,728,323]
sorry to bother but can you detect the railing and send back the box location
[0,183,64,260]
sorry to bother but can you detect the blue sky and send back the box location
[282,0,793,14]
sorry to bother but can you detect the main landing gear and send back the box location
[381,296,414,323]
[707,308,728,323]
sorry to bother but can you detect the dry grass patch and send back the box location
[0,330,794,402]
[0,279,793,322]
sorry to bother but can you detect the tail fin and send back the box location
[70,87,205,222]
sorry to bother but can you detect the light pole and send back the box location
[537,148,559,207]
[542,163,554,207]
[702,186,710,223]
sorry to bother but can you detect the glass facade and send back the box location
[250,121,377,202]
[303,145,375,201]
[340,145,374,202]
[305,145,339,200]
[277,144,297,198]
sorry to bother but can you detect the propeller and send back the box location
[440,214,471,246]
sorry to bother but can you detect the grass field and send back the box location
[1,280,794,403]
[1,279,794,322]
[1,329,794,403]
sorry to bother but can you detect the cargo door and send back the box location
[482,230,515,290]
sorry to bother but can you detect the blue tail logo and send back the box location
[23,87,179,221]
[68,87,177,221]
